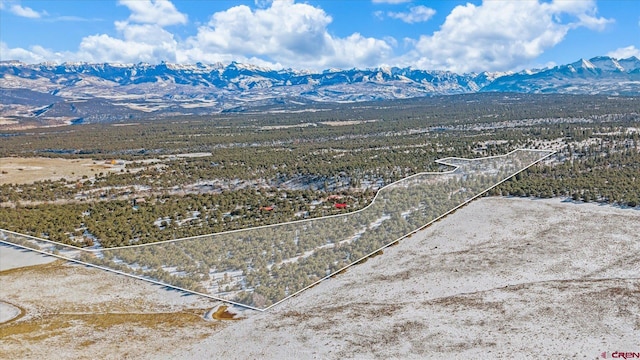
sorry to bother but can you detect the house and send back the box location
[334,203,348,209]
[260,206,274,211]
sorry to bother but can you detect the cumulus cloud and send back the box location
[0,0,391,69]
[0,41,69,63]
[0,0,621,72]
[181,0,392,69]
[67,1,186,63]
[387,5,436,24]
[0,1,184,64]
[607,45,640,59]
[118,0,187,26]
[78,23,179,63]
[403,0,613,72]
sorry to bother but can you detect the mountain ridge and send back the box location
[1,56,639,126]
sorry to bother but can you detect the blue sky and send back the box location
[1,0,638,72]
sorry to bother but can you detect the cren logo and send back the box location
[611,352,640,359]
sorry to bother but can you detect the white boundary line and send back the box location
[0,148,555,311]
[262,149,555,310]
[0,240,266,312]
[1,148,554,253]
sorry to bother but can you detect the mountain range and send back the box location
[1,55,639,127]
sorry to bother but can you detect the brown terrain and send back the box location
[0,157,122,185]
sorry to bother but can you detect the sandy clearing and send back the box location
[0,157,118,185]
[0,243,56,271]
[162,152,212,158]
[259,123,316,130]
[320,119,378,126]
[159,197,639,359]
[0,118,19,125]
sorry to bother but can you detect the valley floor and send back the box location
[1,197,638,359]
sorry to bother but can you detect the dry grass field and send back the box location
[0,257,226,360]
[0,157,122,185]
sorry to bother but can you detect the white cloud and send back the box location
[403,0,613,72]
[9,3,43,18]
[78,23,179,63]
[0,41,69,63]
[0,7,181,64]
[0,1,184,64]
[607,46,640,59]
[66,1,186,63]
[1,42,43,63]
[575,13,613,31]
[387,6,436,24]
[1,0,391,69]
[181,0,392,69]
[118,0,187,26]
[0,0,621,72]
[1,1,88,21]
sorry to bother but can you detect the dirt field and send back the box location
[1,197,638,359]
[0,256,225,360]
[0,157,122,185]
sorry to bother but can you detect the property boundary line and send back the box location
[0,240,266,312]
[0,148,555,311]
[262,149,555,310]
[1,148,553,252]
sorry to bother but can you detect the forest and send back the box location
[1,94,638,247]
[0,93,638,308]
[3,150,551,308]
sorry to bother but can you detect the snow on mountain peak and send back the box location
[483,71,513,80]
[571,58,597,70]
[618,56,640,72]
[588,56,624,72]
[1,55,639,114]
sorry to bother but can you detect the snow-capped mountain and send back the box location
[481,56,640,94]
[1,56,638,126]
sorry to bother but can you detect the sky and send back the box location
[0,0,638,73]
